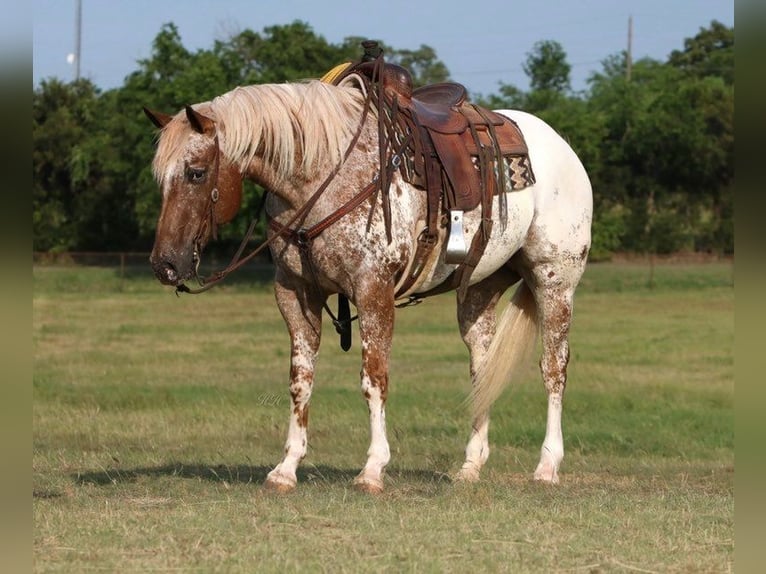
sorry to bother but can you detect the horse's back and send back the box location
[496,110,592,203]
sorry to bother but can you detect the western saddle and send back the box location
[328,41,535,298]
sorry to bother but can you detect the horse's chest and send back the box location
[268,204,416,294]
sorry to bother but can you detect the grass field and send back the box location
[33,260,734,573]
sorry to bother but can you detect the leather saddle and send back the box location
[330,43,535,296]
[348,55,533,214]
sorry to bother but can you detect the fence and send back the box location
[34,251,150,265]
[32,251,275,281]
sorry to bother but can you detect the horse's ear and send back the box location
[185,105,215,135]
[143,107,173,129]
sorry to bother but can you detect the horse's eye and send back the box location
[186,167,206,183]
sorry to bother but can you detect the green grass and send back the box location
[33,261,733,572]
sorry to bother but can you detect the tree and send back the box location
[666,20,734,252]
[523,40,571,94]
[475,82,526,110]
[214,21,355,85]
[388,44,450,88]
[516,40,572,114]
[129,23,450,249]
[32,19,734,256]
[586,43,733,255]
[33,79,105,251]
[669,20,734,84]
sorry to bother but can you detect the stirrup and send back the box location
[445,210,468,264]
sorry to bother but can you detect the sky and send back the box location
[32,0,734,96]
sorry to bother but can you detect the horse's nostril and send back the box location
[163,264,178,283]
[152,259,179,285]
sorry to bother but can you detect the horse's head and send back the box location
[145,105,243,286]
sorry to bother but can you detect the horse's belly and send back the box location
[418,189,535,291]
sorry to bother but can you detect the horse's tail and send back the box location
[468,280,539,417]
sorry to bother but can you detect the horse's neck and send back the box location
[253,118,380,217]
[246,164,321,215]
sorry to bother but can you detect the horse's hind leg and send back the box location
[455,270,517,482]
[264,275,323,493]
[529,261,586,484]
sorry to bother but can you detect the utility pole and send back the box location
[626,14,633,82]
[74,0,82,80]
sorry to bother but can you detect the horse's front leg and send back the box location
[264,276,323,493]
[352,281,395,494]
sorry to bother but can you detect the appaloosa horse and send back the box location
[145,71,592,493]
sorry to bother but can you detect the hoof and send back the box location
[533,463,560,484]
[353,476,384,494]
[454,466,481,483]
[264,474,297,493]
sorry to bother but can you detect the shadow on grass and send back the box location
[69,463,450,489]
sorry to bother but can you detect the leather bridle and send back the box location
[191,134,222,278]
[176,64,382,296]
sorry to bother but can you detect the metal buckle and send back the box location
[295,228,310,250]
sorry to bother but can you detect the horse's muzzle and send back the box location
[151,258,182,286]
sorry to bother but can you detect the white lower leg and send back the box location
[355,377,390,490]
[266,403,308,489]
[266,336,314,490]
[266,282,321,492]
[456,411,489,482]
[534,391,564,483]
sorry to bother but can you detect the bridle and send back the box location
[191,133,222,278]
[177,64,383,296]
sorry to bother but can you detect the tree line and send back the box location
[32,20,733,259]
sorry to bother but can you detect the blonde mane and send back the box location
[153,79,368,184]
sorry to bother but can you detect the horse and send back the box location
[144,73,592,494]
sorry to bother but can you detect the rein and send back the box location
[269,130,412,350]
